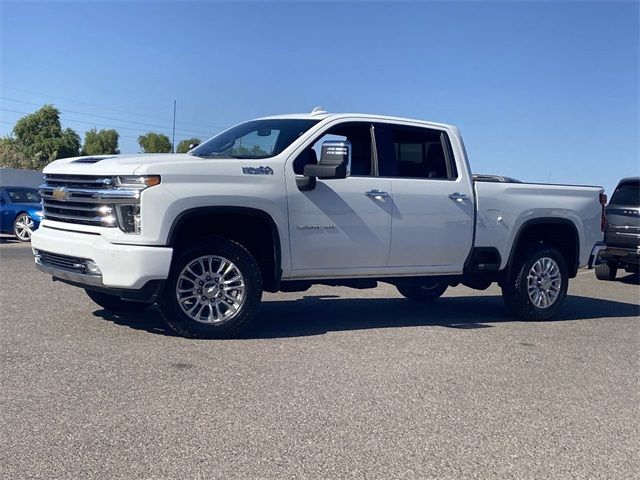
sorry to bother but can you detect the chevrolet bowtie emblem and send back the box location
[52,187,70,202]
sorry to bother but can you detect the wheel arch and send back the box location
[506,217,580,278]
[166,206,282,291]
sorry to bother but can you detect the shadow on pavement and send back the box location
[618,273,640,286]
[93,293,640,339]
[0,236,19,244]
[94,307,180,337]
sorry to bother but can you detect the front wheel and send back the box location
[502,245,568,321]
[85,290,153,312]
[13,213,35,242]
[396,280,448,302]
[158,237,263,339]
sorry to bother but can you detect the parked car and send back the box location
[595,177,640,280]
[0,186,43,242]
[31,111,605,338]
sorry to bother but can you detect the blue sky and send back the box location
[1,1,638,195]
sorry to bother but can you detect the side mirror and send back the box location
[303,141,351,180]
[188,143,200,150]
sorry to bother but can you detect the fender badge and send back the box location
[242,166,274,176]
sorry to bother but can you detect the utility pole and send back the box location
[172,100,176,153]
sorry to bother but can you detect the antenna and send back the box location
[310,106,327,116]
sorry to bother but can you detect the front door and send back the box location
[286,122,393,276]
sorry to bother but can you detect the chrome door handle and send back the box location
[448,192,469,201]
[365,190,390,199]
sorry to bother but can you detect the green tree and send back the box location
[176,137,201,153]
[138,132,172,153]
[11,104,80,169]
[82,128,120,155]
[0,138,33,169]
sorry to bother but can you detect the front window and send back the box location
[191,119,319,159]
[6,188,40,203]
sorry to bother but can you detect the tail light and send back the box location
[599,192,607,232]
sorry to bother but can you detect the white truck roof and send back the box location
[257,112,456,131]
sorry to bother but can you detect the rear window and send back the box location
[610,182,640,206]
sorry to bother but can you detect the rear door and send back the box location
[605,180,640,248]
[375,123,474,274]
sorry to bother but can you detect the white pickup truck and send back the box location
[32,111,606,338]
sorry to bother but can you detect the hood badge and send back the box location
[52,187,70,202]
[242,166,273,176]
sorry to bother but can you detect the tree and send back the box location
[82,128,119,155]
[138,132,172,153]
[176,137,201,153]
[11,104,80,169]
[0,138,33,169]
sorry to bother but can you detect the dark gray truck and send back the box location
[595,177,640,280]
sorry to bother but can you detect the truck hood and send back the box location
[42,153,196,176]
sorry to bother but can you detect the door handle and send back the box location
[365,190,390,199]
[448,192,469,201]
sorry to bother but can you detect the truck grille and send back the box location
[40,174,140,228]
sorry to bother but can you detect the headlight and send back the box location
[113,175,160,234]
[115,175,161,188]
[115,205,141,234]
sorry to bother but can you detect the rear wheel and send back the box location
[595,262,617,281]
[396,280,448,302]
[85,290,152,312]
[502,244,568,321]
[158,237,263,339]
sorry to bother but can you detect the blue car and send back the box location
[0,186,43,242]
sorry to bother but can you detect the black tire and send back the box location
[13,213,34,242]
[85,289,152,312]
[595,262,617,281]
[396,280,448,302]
[158,237,263,339]
[502,244,568,321]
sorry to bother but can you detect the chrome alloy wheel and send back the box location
[14,214,35,241]
[526,257,562,309]
[176,255,246,324]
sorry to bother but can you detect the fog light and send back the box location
[85,260,101,275]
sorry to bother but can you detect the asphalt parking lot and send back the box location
[1,238,638,480]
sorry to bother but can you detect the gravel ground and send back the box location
[1,238,639,479]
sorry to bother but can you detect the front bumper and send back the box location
[31,226,173,289]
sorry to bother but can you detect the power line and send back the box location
[0,84,227,131]
[0,107,210,139]
[0,119,139,140]
[0,97,213,137]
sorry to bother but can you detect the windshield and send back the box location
[191,119,319,159]
[6,188,40,203]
